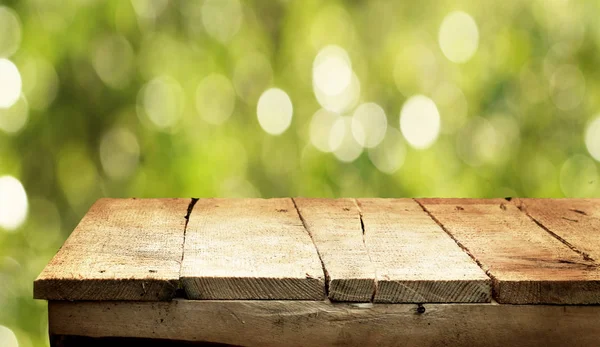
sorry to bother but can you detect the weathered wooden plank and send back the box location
[49,300,600,347]
[514,198,600,261]
[50,335,227,347]
[34,198,190,301]
[180,198,325,300]
[358,199,491,303]
[293,198,376,302]
[417,198,600,304]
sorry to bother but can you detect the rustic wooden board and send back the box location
[514,198,600,261]
[417,198,600,304]
[180,198,325,300]
[358,199,491,303]
[48,300,600,347]
[293,198,376,302]
[34,198,190,301]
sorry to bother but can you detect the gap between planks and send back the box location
[417,198,600,304]
[37,198,600,304]
[352,198,378,302]
[293,198,490,303]
[513,198,596,262]
[180,198,325,300]
[291,198,331,299]
[176,198,199,298]
[414,199,498,288]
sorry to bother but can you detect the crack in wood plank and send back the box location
[515,200,596,262]
[352,199,377,302]
[292,198,330,299]
[413,199,498,289]
[293,198,376,302]
[176,198,199,298]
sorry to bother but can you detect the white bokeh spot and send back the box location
[585,116,600,162]
[257,88,293,135]
[309,108,340,153]
[138,76,184,130]
[313,45,352,96]
[368,127,406,174]
[400,95,441,149]
[0,6,22,58]
[439,11,479,63]
[0,95,28,133]
[0,325,18,347]
[315,71,360,114]
[351,102,387,148]
[0,58,22,108]
[0,176,28,231]
[330,116,363,162]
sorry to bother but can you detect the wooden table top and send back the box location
[34,198,600,304]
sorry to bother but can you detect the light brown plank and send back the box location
[180,198,325,300]
[358,199,491,303]
[49,300,600,347]
[34,198,190,301]
[417,198,600,304]
[515,198,600,261]
[293,198,376,302]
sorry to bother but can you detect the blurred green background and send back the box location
[1,0,600,345]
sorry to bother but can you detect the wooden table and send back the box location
[35,198,600,346]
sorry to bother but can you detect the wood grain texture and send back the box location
[358,199,491,303]
[50,335,228,347]
[293,198,376,302]
[418,198,600,304]
[514,198,600,261]
[180,198,325,300]
[49,300,600,347]
[34,198,190,301]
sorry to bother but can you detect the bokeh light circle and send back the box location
[20,57,59,110]
[313,45,352,96]
[399,95,441,149]
[585,116,600,162]
[368,127,406,174]
[0,58,22,109]
[330,116,363,162]
[201,0,243,43]
[351,102,387,148]
[138,76,184,130]
[309,108,340,153]
[314,71,360,114]
[131,0,169,20]
[99,128,140,180]
[550,64,585,111]
[0,7,22,58]
[0,325,18,347]
[0,95,28,133]
[0,176,28,231]
[196,73,236,125]
[438,11,479,63]
[257,88,293,135]
[91,35,135,89]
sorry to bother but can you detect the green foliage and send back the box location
[1,0,599,345]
